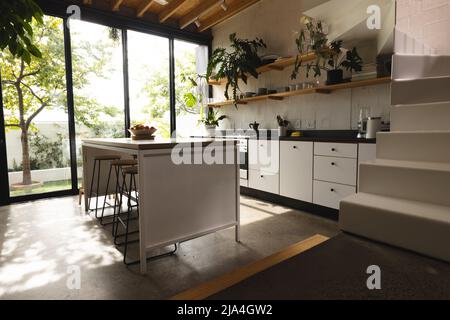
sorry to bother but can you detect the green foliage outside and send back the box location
[1,17,118,185]
[0,0,44,62]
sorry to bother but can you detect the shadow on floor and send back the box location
[0,195,339,299]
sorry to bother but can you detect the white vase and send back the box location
[205,125,217,137]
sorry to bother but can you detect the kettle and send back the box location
[366,117,382,139]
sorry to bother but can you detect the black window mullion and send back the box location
[169,37,176,137]
[0,70,10,205]
[63,18,79,193]
[122,29,131,137]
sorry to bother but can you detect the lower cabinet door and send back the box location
[249,169,279,194]
[280,141,313,202]
[313,180,356,210]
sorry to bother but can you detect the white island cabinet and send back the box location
[82,138,240,274]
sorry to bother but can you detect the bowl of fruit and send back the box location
[128,124,157,138]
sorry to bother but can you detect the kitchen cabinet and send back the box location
[249,140,279,174]
[313,142,358,210]
[313,180,356,210]
[249,139,280,194]
[280,141,313,202]
[314,142,357,158]
[246,139,376,212]
[249,170,279,194]
[314,156,357,186]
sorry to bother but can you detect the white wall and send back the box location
[396,0,450,55]
[5,122,71,168]
[211,0,392,130]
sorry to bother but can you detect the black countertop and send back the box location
[280,136,376,144]
[194,130,378,144]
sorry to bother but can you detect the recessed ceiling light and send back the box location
[154,0,168,5]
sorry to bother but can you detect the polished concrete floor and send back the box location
[0,195,339,299]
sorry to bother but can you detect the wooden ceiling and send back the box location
[79,0,261,32]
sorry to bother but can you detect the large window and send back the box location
[128,31,170,138]
[70,20,126,186]
[1,16,71,197]
[174,40,209,138]
[0,13,209,203]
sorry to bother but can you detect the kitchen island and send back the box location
[82,138,240,273]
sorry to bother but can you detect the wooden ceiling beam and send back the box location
[179,0,224,29]
[137,0,156,17]
[112,0,124,11]
[198,0,261,32]
[159,0,189,23]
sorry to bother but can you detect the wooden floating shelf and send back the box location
[207,77,391,107]
[207,53,317,86]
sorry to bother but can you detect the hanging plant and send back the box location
[207,33,266,107]
[291,17,363,84]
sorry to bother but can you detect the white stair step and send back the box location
[359,159,450,206]
[339,192,450,262]
[391,76,450,105]
[392,54,450,80]
[390,102,450,131]
[377,131,450,162]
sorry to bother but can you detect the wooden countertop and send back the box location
[82,138,236,150]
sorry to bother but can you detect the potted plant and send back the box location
[291,17,363,84]
[277,115,290,137]
[199,107,227,136]
[207,33,266,107]
[182,73,209,121]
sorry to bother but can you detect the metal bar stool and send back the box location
[100,159,138,227]
[114,166,177,266]
[87,155,121,216]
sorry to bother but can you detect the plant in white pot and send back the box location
[199,108,227,136]
[291,17,363,84]
[277,115,290,137]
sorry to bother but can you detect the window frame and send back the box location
[0,4,212,204]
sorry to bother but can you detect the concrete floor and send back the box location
[0,195,339,299]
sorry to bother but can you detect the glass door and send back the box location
[174,39,209,138]
[127,30,171,138]
[69,20,126,188]
[0,16,73,199]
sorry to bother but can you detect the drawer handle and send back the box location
[330,188,335,192]
[331,148,336,152]
[293,146,297,149]
[331,162,336,166]
[260,175,264,178]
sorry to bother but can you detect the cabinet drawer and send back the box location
[240,179,248,188]
[249,169,279,194]
[280,141,313,202]
[314,156,357,186]
[314,142,357,158]
[249,140,279,173]
[313,180,356,210]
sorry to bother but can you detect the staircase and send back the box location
[339,33,450,262]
